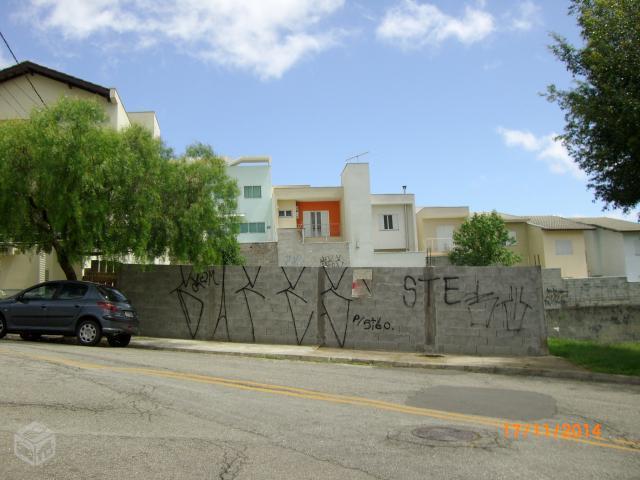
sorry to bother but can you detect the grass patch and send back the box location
[548,338,640,376]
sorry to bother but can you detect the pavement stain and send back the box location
[405,386,557,421]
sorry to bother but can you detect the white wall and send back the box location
[584,228,626,277]
[371,204,409,250]
[128,111,161,138]
[371,251,425,267]
[341,163,374,266]
[227,161,275,243]
[623,232,640,282]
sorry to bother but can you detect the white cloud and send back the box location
[510,1,542,31]
[497,127,586,180]
[19,0,346,79]
[376,0,495,48]
[507,1,542,31]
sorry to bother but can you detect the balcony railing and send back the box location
[425,237,455,253]
[298,223,341,243]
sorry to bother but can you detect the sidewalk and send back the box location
[129,337,640,385]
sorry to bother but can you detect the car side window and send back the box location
[56,284,88,300]
[22,284,58,300]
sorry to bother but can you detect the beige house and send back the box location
[415,206,469,258]
[573,217,640,282]
[0,61,160,293]
[498,215,592,278]
[414,208,593,278]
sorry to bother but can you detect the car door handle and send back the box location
[40,306,47,309]
[75,305,80,308]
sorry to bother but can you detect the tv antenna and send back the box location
[345,151,369,163]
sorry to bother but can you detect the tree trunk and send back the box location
[53,246,77,280]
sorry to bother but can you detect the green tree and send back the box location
[448,212,521,266]
[546,0,640,216]
[0,97,241,280]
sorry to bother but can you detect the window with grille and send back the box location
[243,186,262,198]
[240,222,266,233]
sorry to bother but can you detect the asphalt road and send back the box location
[1,336,639,479]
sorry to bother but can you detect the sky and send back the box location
[0,0,637,221]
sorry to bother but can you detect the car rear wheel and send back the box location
[20,333,41,341]
[107,334,131,348]
[0,315,6,339]
[77,319,102,346]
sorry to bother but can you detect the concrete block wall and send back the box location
[546,306,640,342]
[277,229,350,268]
[320,267,425,351]
[240,242,278,267]
[542,268,640,342]
[432,266,547,356]
[118,264,548,355]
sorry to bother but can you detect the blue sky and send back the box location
[1,0,636,220]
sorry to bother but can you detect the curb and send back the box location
[128,342,640,386]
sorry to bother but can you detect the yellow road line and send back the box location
[3,347,639,454]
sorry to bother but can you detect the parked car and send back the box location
[0,281,138,347]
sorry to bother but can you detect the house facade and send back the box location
[413,209,595,278]
[415,206,469,262]
[225,156,277,244]
[0,61,161,292]
[272,162,423,268]
[574,217,640,282]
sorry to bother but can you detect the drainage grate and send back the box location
[412,426,480,443]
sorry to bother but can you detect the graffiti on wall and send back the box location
[276,267,315,345]
[320,254,346,268]
[442,277,532,331]
[402,275,533,331]
[170,266,219,339]
[320,267,352,348]
[282,255,304,267]
[544,287,569,307]
[234,267,265,343]
[165,266,540,347]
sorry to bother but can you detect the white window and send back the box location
[239,222,266,234]
[303,211,329,237]
[278,210,293,217]
[507,230,517,245]
[243,185,261,198]
[379,214,399,231]
[435,225,454,252]
[635,236,640,256]
[555,239,573,256]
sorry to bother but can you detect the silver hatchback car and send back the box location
[0,281,138,347]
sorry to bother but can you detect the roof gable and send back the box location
[0,61,111,101]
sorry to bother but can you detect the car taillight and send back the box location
[97,301,118,312]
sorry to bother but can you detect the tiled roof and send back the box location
[573,217,640,232]
[527,216,595,230]
[496,212,530,223]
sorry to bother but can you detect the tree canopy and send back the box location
[0,97,241,279]
[448,212,521,267]
[546,0,640,217]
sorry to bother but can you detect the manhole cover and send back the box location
[412,426,479,443]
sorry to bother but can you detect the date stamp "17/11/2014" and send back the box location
[504,423,602,440]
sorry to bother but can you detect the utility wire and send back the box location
[0,29,46,107]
